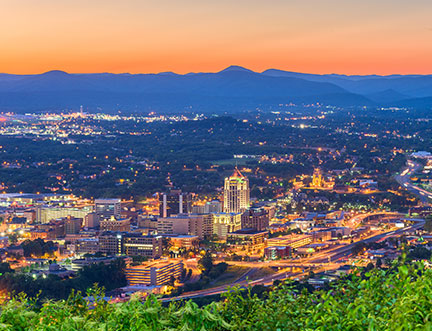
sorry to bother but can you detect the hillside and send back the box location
[1,66,432,112]
[0,67,370,112]
[0,262,430,330]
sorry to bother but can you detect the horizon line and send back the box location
[1,66,431,77]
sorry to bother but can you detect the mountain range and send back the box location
[0,66,431,113]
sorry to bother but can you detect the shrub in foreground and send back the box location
[0,262,432,330]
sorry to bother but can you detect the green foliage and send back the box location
[407,245,432,260]
[1,262,432,329]
[21,239,57,258]
[0,259,126,301]
[7,233,18,245]
[2,262,432,329]
[198,251,214,276]
[0,262,13,276]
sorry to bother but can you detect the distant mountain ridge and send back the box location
[0,66,431,112]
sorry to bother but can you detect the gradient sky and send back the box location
[1,0,431,75]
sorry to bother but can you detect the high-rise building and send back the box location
[159,190,191,218]
[223,168,250,213]
[191,200,222,214]
[241,208,269,231]
[84,212,100,228]
[64,216,83,234]
[95,198,121,219]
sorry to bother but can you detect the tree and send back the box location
[0,262,13,276]
[186,268,193,281]
[407,246,431,260]
[351,242,367,256]
[424,216,432,232]
[198,251,214,276]
[376,258,383,268]
[8,233,18,245]
[162,237,173,256]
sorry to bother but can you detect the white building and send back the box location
[223,168,250,213]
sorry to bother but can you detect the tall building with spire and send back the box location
[223,167,250,213]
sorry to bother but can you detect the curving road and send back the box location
[162,218,423,302]
[396,159,432,205]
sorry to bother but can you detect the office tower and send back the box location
[223,167,250,213]
[95,198,121,220]
[157,214,213,239]
[241,208,269,231]
[98,232,123,255]
[205,200,222,213]
[123,233,162,258]
[159,190,191,217]
[212,213,242,239]
[84,212,100,228]
[64,216,83,234]
[191,200,222,214]
[98,232,162,258]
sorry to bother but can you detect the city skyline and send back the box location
[1,0,432,75]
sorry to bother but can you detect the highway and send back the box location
[161,217,423,302]
[160,161,430,302]
[395,160,432,204]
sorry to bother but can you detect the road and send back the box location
[183,259,201,283]
[396,159,432,204]
[162,218,423,302]
[162,161,429,302]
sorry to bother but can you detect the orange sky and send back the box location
[1,0,431,75]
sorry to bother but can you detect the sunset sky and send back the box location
[1,0,431,75]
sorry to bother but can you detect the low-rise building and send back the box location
[157,214,212,239]
[123,233,162,258]
[267,234,313,249]
[212,213,242,239]
[227,229,268,251]
[100,216,131,232]
[163,234,199,250]
[71,256,131,271]
[125,260,183,286]
[76,238,100,255]
[264,246,291,260]
[98,232,162,258]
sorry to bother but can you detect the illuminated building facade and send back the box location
[125,260,184,286]
[159,190,192,218]
[223,168,250,213]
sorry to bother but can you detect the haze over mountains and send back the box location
[0,66,431,113]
